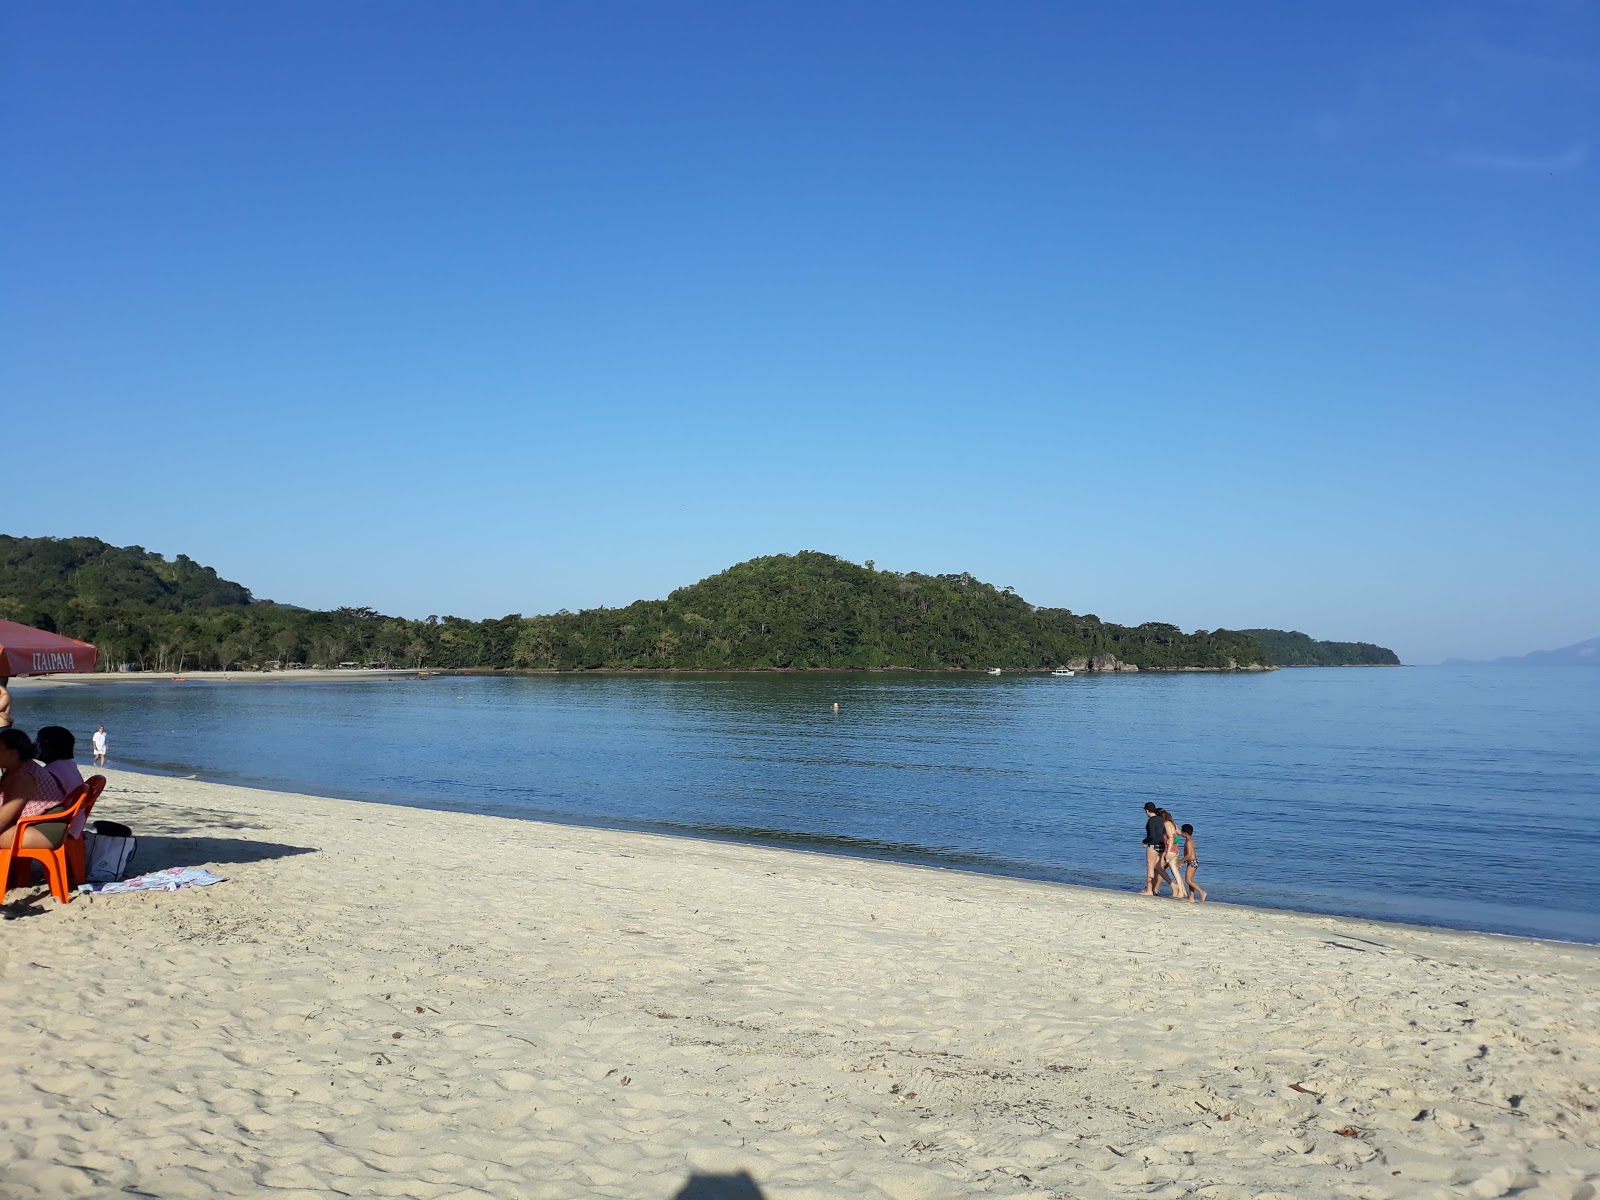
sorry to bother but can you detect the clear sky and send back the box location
[4,2,1596,664]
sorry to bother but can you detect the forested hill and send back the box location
[517,552,1273,671]
[1,536,1390,672]
[1,535,252,611]
[1239,628,1401,667]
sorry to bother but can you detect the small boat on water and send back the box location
[1051,668,1075,676]
[986,667,1003,675]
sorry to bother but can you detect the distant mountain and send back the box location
[1445,637,1600,667]
[1239,629,1401,667]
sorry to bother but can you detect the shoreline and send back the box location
[91,760,1600,948]
[5,675,1581,944]
[10,667,426,687]
[3,770,1597,1197]
[10,664,1292,685]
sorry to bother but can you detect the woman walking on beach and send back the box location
[1140,802,1166,895]
[1159,809,1188,899]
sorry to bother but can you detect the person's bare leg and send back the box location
[18,826,58,850]
[1156,859,1178,897]
[1140,846,1159,895]
[1167,853,1187,899]
[1185,863,1206,902]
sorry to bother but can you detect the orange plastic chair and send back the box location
[64,775,108,888]
[0,777,101,904]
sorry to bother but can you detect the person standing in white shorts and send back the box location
[92,725,108,767]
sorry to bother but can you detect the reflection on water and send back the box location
[18,667,1600,942]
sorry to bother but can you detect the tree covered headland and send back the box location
[1,536,1394,672]
[1239,628,1401,667]
[506,553,1275,671]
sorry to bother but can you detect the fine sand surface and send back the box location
[3,774,1597,1200]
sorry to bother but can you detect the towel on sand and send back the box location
[83,867,229,895]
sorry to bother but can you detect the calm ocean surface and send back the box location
[18,667,1599,942]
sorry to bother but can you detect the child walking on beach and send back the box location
[1180,823,1207,902]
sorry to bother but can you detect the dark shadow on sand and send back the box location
[672,1173,767,1200]
[130,834,320,873]
[1,893,53,921]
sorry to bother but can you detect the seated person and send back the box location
[0,727,71,852]
[36,726,85,794]
[36,726,90,838]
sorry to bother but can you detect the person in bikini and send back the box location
[1157,809,1188,899]
[1139,802,1166,895]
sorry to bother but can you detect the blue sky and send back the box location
[4,1,1596,664]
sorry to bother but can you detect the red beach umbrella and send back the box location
[0,619,100,676]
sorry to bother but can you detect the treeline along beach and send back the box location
[2,537,1398,673]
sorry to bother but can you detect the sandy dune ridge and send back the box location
[2,771,1597,1199]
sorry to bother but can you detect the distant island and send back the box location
[1444,637,1600,667]
[1239,629,1400,667]
[1,536,1398,673]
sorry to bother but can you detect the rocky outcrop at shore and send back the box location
[1066,654,1141,673]
[1063,655,1271,673]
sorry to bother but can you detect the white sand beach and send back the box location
[2,773,1597,1200]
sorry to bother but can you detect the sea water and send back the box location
[18,666,1599,942]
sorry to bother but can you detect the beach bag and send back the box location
[83,820,137,883]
